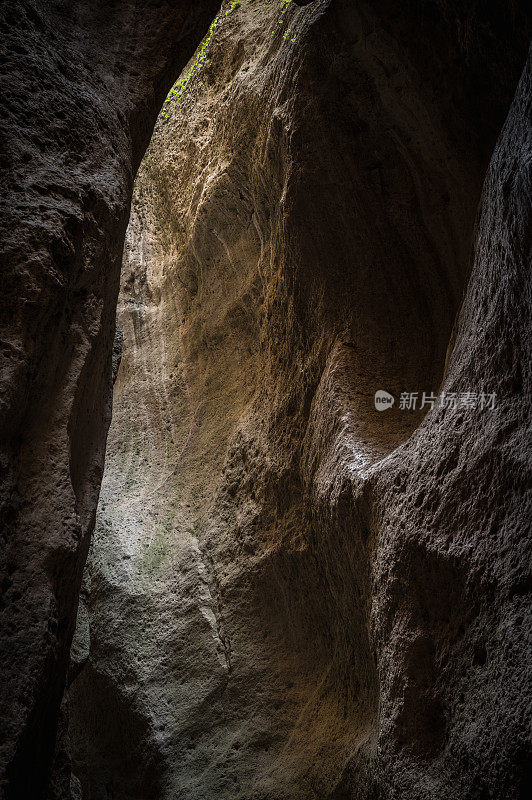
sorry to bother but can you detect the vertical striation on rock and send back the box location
[66,3,531,799]
[0,2,219,797]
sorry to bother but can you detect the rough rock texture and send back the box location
[0,2,219,797]
[369,53,532,799]
[67,2,531,799]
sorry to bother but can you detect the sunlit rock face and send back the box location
[0,1,220,797]
[67,2,531,799]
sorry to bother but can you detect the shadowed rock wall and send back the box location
[0,2,219,797]
[66,2,531,799]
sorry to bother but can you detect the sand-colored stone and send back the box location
[66,3,531,798]
[0,2,219,796]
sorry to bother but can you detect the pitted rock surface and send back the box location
[67,3,531,799]
[1,2,531,799]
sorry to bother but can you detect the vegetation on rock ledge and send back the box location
[161,0,296,115]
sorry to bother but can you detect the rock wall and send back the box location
[0,2,219,797]
[67,2,531,799]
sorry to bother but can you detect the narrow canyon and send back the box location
[1,2,531,799]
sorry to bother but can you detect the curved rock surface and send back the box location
[1,1,531,799]
[0,2,219,797]
[66,2,531,799]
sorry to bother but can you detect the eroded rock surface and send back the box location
[67,2,531,799]
[0,2,219,797]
